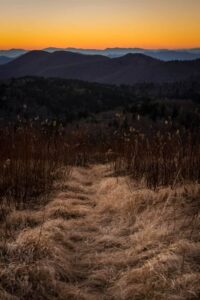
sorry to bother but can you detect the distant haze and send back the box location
[1,48,200,62]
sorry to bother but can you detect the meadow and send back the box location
[0,78,199,299]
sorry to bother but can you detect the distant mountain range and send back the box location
[0,50,200,85]
[0,56,13,65]
[0,47,200,62]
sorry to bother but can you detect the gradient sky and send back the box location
[0,0,200,50]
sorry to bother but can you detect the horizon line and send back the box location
[1,46,200,51]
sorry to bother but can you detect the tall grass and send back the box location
[112,129,200,188]
[0,122,111,211]
[0,124,71,209]
[1,122,200,205]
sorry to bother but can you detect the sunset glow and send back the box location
[0,0,200,50]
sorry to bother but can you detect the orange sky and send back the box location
[0,0,200,50]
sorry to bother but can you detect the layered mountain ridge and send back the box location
[0,50,200,84]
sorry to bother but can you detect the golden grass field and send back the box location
[0,164,199,300]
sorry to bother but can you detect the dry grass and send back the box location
[112,130,200,189]
[0,164,199,299]
[0,125,72,211]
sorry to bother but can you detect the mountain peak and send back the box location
[23,50,48,56]
[117,53,160,64]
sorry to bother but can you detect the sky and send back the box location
[0,0,200,50]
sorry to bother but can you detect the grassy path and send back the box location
[1,164,199,300]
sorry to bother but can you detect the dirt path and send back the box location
[51,164,133,299]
